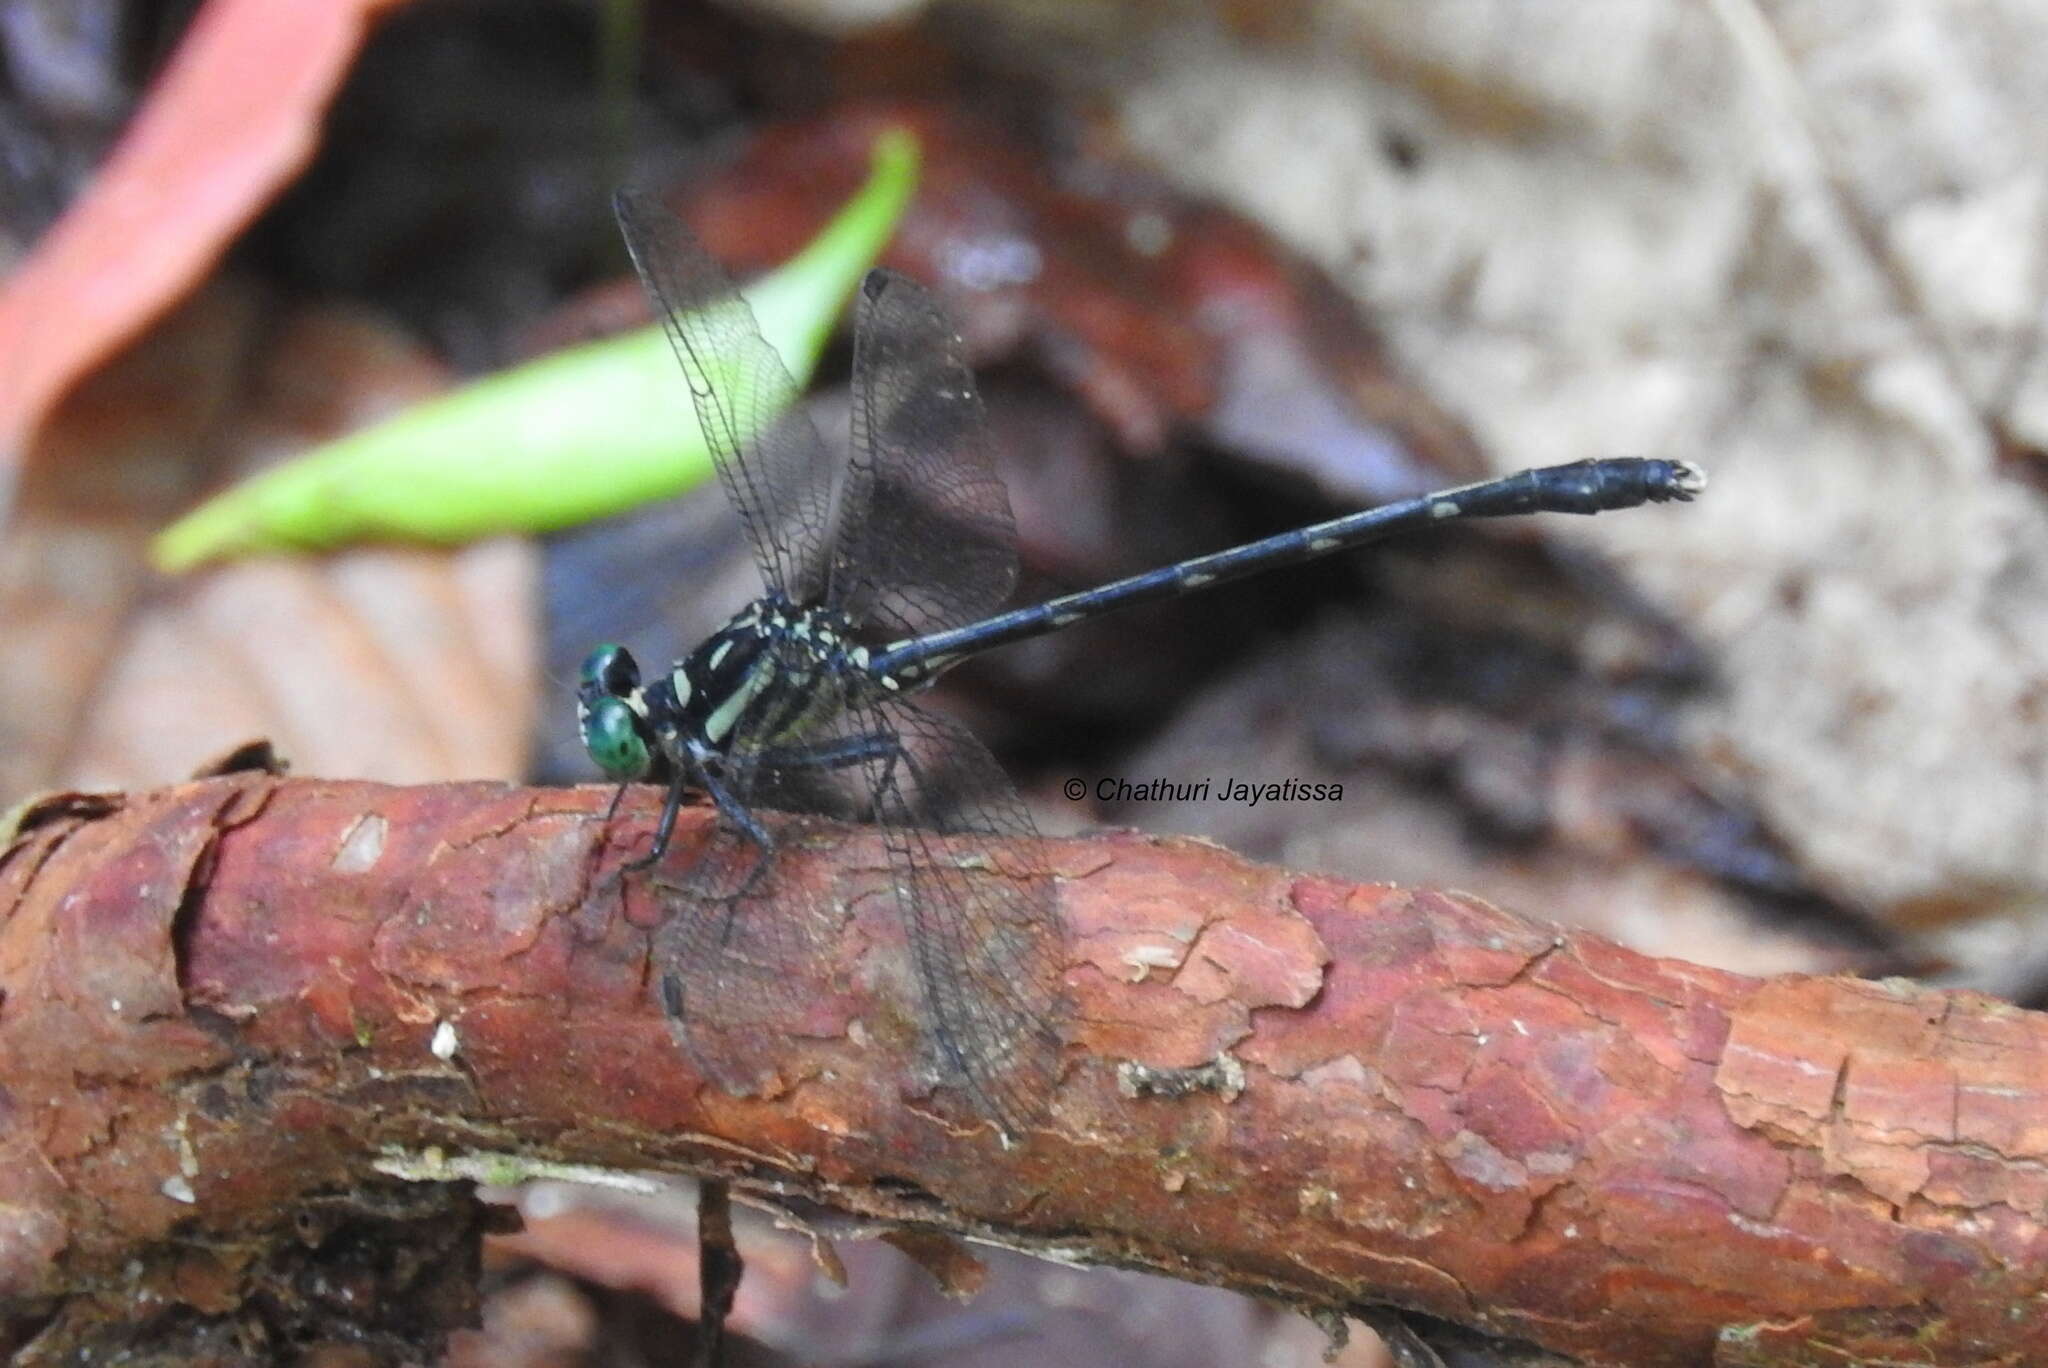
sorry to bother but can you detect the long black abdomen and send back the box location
[1452,458,1704,517]
[873,457,1706,682]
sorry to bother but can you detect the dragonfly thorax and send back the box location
[577,598,899,786]
[655,596,876,761]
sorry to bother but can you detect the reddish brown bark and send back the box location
[2,774,2045,1365]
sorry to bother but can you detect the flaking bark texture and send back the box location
[2,774,2045,1366]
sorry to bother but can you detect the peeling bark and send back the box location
[2,774,2044,1365]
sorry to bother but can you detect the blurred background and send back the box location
[4,0,2047,1363]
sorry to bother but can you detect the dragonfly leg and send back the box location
[745,731,910,829]
[635,733,909,913]
[620,772,689,872]
[747,730,900,772]
[685,752,784,909]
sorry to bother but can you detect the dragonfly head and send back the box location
[577,644,654,780]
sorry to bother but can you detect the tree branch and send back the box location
[2,773,2044,1365]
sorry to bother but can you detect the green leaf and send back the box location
[152,128,920,571]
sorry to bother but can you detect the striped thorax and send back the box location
[579,595,906,788]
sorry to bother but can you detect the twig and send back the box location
[2,774,2045,1365]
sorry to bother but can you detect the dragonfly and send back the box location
[579,188,1706,1134]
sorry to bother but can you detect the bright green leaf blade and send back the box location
[152,128,920,572]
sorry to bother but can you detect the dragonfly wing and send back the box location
[832,269,1019,637]
[837,687,1065,1131]
[649,671,1064,1132]
[613,187,837,604]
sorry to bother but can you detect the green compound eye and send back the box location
[582,696,651,780]
[581,643,639,695]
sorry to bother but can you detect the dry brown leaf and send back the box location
[0,280,260,800]
[1,294,535,799]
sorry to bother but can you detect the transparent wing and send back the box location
[647,810,845,1104]
[613,187,836,604]
[650,671,1065,1133]
[838,690,1063,1128]
[831,269,1019,637]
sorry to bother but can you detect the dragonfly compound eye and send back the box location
[580,643,640,697]
[583,697,652,780]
